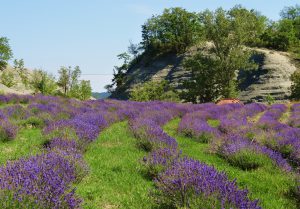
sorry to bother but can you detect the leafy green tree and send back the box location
[280,5,300,20]
[78,80,92,100]
[111,52,131,90]
[128,41,142,58]
[0,71,15,87]
[69,80,92,100]
[189,7,257,100]
[57,66,71,95]
[182,54,221,103]
[30,69,57,95]
[130,80,179,102]
[70,66,81,89]
[13,59,29,87]
[261,19,299,51]
[261,5,300,51]
[291,70,300,99]
[280,5,300,47]
[0,37,13,71]
[141,7,202,54]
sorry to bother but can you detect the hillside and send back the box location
[111,47,300,102]
[0,66,33,95]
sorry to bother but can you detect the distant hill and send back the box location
[92,92,111,100]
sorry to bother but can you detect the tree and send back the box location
[0,71,15,87]
[57,66,71,95]
[69,80,92,100]
[261,5,300,51]
[130,80,179,102]
[13,59,29,87]
[187,7,257,100]
[182,54,221,103]
[280,5,300,20]
[111,52,131,91]
[0,37,13,71]
[30,69,57,95]
[141,7,202,54]
[78,80,92,100]
[128,41,142,58]
[291,70,300,99]
[70,66,81,90]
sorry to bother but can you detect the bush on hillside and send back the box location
[291,70,300,99]
[130,80,180,102]
[0,71,16,87]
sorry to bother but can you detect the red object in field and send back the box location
[216,98,242,105]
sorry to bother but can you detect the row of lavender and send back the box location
[178,102,300,200]
[0,94,147,208]
[129,103,261,208]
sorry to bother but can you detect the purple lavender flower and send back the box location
[153,158,261,209]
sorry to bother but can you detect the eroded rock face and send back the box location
[239,48,297,102]
[111,47,299,102]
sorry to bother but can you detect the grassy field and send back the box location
[0,128,44,164]
[76,121,154,209]
[163,118,297,209]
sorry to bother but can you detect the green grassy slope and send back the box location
[0,128,44,164]
[164,118,297,209]
[76,121,153,209]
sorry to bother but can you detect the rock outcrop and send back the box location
[111,47,299,102]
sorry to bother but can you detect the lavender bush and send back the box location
[153,158,261,209]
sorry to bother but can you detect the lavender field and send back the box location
[0,94,299,208]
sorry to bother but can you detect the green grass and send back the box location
[207,119,220,127]
[164,118,297,209]
[0,128,44,164]
[76,121,154,209]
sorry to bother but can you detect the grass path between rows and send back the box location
[0,128,43,164]
[164,118,297,209]
[76,121,153,209]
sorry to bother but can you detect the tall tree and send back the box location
[57,66,71,95]
[30,69,57,95]
[183,6,260,102]
[280,5,300,20]
[111,52,131,90]
[141,7,202,54]
[0,37,13,71]
[13,59,29,87]
[70,66,81,89]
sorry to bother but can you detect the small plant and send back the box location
[21,116,45,128]
[143,148,180,177]
[0,119,18,141]
[225,149,271,170]
[265,94,275,105]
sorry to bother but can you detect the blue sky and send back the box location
[1,0,299,91]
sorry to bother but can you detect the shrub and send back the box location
[143,148,180,177]
[21,116,45,128]
[0,151,82,209]
[4,105,28,120]
[0,119,18,141]
[225,149,271,170]
[0,70,15,87]
[130,80,180,102]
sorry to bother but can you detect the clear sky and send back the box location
[1,0,299,92]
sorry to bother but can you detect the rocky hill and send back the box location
[111,47,300,102]
[0,66,33,95]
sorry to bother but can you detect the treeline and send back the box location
[0,39,92,100]
[109,5,300,103]
[141,5,300,55]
